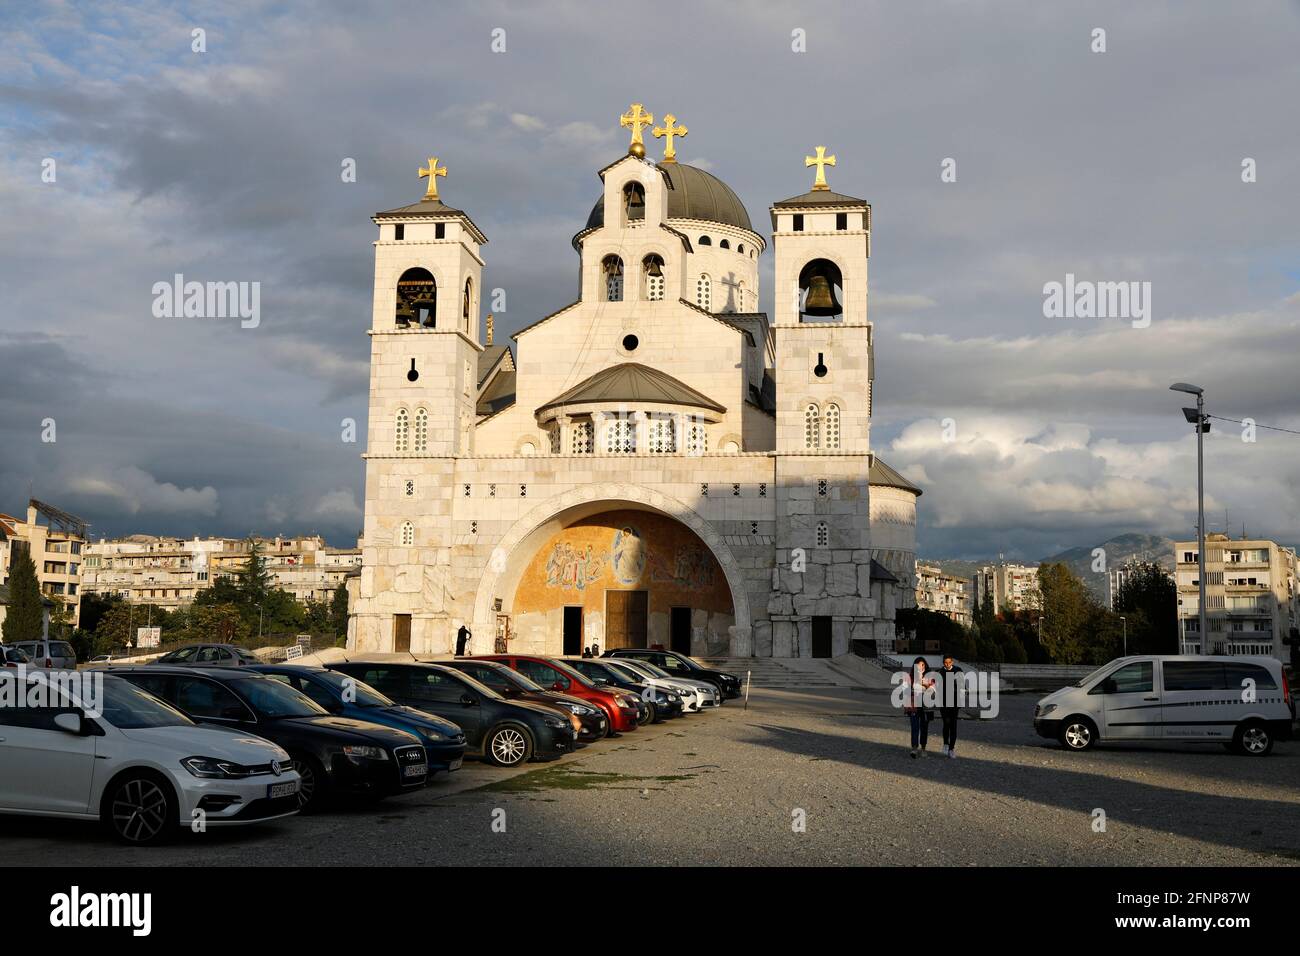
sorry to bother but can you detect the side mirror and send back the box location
[53,712,82,735]
[459,693,477,707]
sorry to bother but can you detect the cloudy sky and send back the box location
[2,0,1298,561]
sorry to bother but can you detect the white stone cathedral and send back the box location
[347,106,920,660]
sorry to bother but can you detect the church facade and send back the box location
[347,106,920,660]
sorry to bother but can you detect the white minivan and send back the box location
[0,669,300,843]
[1034,655,1295,756]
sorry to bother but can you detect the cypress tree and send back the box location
[2,550,46,643]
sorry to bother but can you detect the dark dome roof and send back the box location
[584,162,755,233]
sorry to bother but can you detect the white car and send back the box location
[1034,654,1295,755]
[0,670,301,843]
[607,658,720,711]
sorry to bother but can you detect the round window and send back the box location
[622,334,639,352]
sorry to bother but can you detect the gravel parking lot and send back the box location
[5,687,1298,866]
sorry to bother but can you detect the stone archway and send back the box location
[471,483,752,656]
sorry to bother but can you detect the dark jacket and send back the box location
[934,665,965,709]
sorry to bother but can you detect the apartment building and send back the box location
[0,499,88,627]
[973,563,1041,615]
[81,535,362,610]
[915,562,972,627]
[1174,533,1298,659]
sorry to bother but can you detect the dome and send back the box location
[584,162,755,234]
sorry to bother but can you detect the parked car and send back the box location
[441,658,609,742]
[562,657,686,721]
[603,657,719,710]
[0,669,300,844]
[328,661,578,767]
[474,655,646,732]
[11,638,76,670]
[248,664,467,775]
[110,666,429,809]
[604,648,742,699]
[149,644,260,667]
[1,643,30,667]
[1034,655,1295,756]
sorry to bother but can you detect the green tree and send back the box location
[1036,563,1099,664]
[189,603,251,644]
[79,591,123,634]
[236,541,274,604]
[1113,561,1178,654]
[1,550,45,643]
[330,584,349,637]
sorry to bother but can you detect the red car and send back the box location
[474,655,644,734]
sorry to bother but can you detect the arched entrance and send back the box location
[471,485,752,657]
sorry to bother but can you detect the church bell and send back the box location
[803,272,842,316]
[645,257,663,278]
[395,301,415,327]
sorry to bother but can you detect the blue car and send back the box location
[250,664,467,775]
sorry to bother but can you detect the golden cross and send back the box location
[805,145,837,191]
[418,156,447,200]
[620,103,654,157]
[652,113,688,163]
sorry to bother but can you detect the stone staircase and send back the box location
[701,657,849,689]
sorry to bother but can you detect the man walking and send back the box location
[937,654,963,758]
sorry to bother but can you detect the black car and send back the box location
[563,658,685,722]
[441,659,610,742]
[110,666,429,810]
[248,664,468,775]
[150,644,260,667]
[604,649,743,699]
[328,661,578,768]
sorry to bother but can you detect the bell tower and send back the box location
[770,146,872,455]
[368,156,487,458]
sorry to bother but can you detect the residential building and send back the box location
[915,562,971,627]
[81,535,362,611]
[0,499,88,628]
[1174,533,1298,658]
[974,562,1040,615]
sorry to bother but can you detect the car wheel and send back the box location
[485,724,534,767]
[644,701,660,724]
[103,771,177,845]
[1059,716,1097,751]
[290,754,328,812]
[1233,720,1273,756]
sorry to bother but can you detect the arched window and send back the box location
[414,407,428,452]
[737,243,745,254]
[602,255,624,302]
[398,521,415,547]
[642,255,665,301]
[824,403,841,449]
[698,235,712,246]
[816,521,829,548]
[804,404,820,449]
[622,182,645,223]
[696,274,711,311]
[798,258,844,321]
[462,278,473,332]
[719,239,730,250]
[395,407,410,453]
[395,267,436,328]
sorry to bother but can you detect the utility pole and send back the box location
[1171,383,1209,652]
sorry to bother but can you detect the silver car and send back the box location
[12,638,76,670]
[610,658,720,710]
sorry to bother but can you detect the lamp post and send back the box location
[1120,615,1127,656]
[1171,382,1208,652]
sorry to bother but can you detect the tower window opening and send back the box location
[824,403,841,449]
[414,407,429,452]
[398,521,415,547]
[571,419,594,454]
[698,235,712,246]
[435,223,445,239]
[393,224,405,241]
[395,407,410,453]
[643,254,666,301]
[395,267,436,328]
[816,521,829,548]
[602,255,624,302]
[804,404,820,449]
[696,274,712,311]
[719,239,730,250]
[792,214,804,232]
[622,182,646,223]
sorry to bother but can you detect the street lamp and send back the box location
[1120,615,1127,656]
[1171,382,1209,652]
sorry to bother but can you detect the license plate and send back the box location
[402,763,427,778]
[449,758,462,771]
[267,781,298,799]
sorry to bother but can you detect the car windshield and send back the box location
[232,677,328,718]
[495,667,545,692]
[99,677,195,729]
[603,662,641,682]
[313,669,394,707]
[634,661,674,679]
[442,668,504,701]
[547,659,597,688]
[51,642,75,658]
[1074,662,1117,687]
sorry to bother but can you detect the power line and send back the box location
[1207,414,1300,437]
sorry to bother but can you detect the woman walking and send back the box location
[902,656,934,758]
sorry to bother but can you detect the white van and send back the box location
[1034,655,1294,755]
